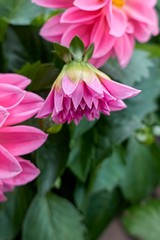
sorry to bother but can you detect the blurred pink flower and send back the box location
[32,0,73,8]
[0,74,48,201]
[32,0,159,67]
[37,61,141,124]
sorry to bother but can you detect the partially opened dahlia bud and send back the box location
[37,37,141,125]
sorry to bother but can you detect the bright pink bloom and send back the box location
[32,0,159,67]
[0,74,48,201]
[37,61,141,124]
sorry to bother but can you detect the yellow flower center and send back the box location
[112,0,125,8]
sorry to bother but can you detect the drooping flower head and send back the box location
[32,0,159,67]
[37,37,141,125]
[0,74,48,201]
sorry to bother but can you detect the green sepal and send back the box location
[83,43,94,62]
[54,42,72,63]
[69,35,85,61]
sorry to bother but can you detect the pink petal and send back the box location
[127,0,157,7]
[109,6,127,37]
[61,7,100,23]
[133,21,152,42]
[114,33,135,67]
[37,88,54,118]
[62,76,79,95]
[61,23,92,47]
[3,157,40,186]
[32,0,73,8]
[0,74,31,89]
[0,107,9,127]
[71,82,84,109]
[108,99,127,111]
[0,84,25,109]
[0,145,22,179]
[125,1,156,25]
[86,78,104,95]
[5,92,44,125]
[0,126,48,156]
[101,77,141,99]
[40,15,68,42]
[83,85,93,109]
[91,15,115,58]
[74,0,107,11]
[54,88,64,113]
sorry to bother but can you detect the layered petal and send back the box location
[61,7,100,23]
[5,92,44,125]
[0,74,30,89]
[0,145,22,179]
[114,33,135,67]
[40,15,68,42]
[90,15,115,58]
[3,157,40,186]
[0,107,9,127]
[100,76,141,99]
[0,84,25,109]
[109,6,127,37]
[0,126,48,156]
[74,0,107,10]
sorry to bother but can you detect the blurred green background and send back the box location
[0,0,160,239]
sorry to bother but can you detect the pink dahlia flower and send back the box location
[37,61,141,124]
[0,74,48,201]
[32,0,159,67]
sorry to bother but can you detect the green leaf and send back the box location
[0,19,8,42]
[22,193,86,240]
[83,43,94,62]
[36,128,69,195]
[120,138,160,202]
[86,190,122,240]
[71,117,97,139]
[18,62,59,91]
[0,0,46,25]
[136,43,160,58]
[89,148,125,193]
[54,43,72,63]
[123,200,160,240]
[69,36,85,61]
[4,26,52,71]
[0,186,33,240]
[68,131,94,182]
